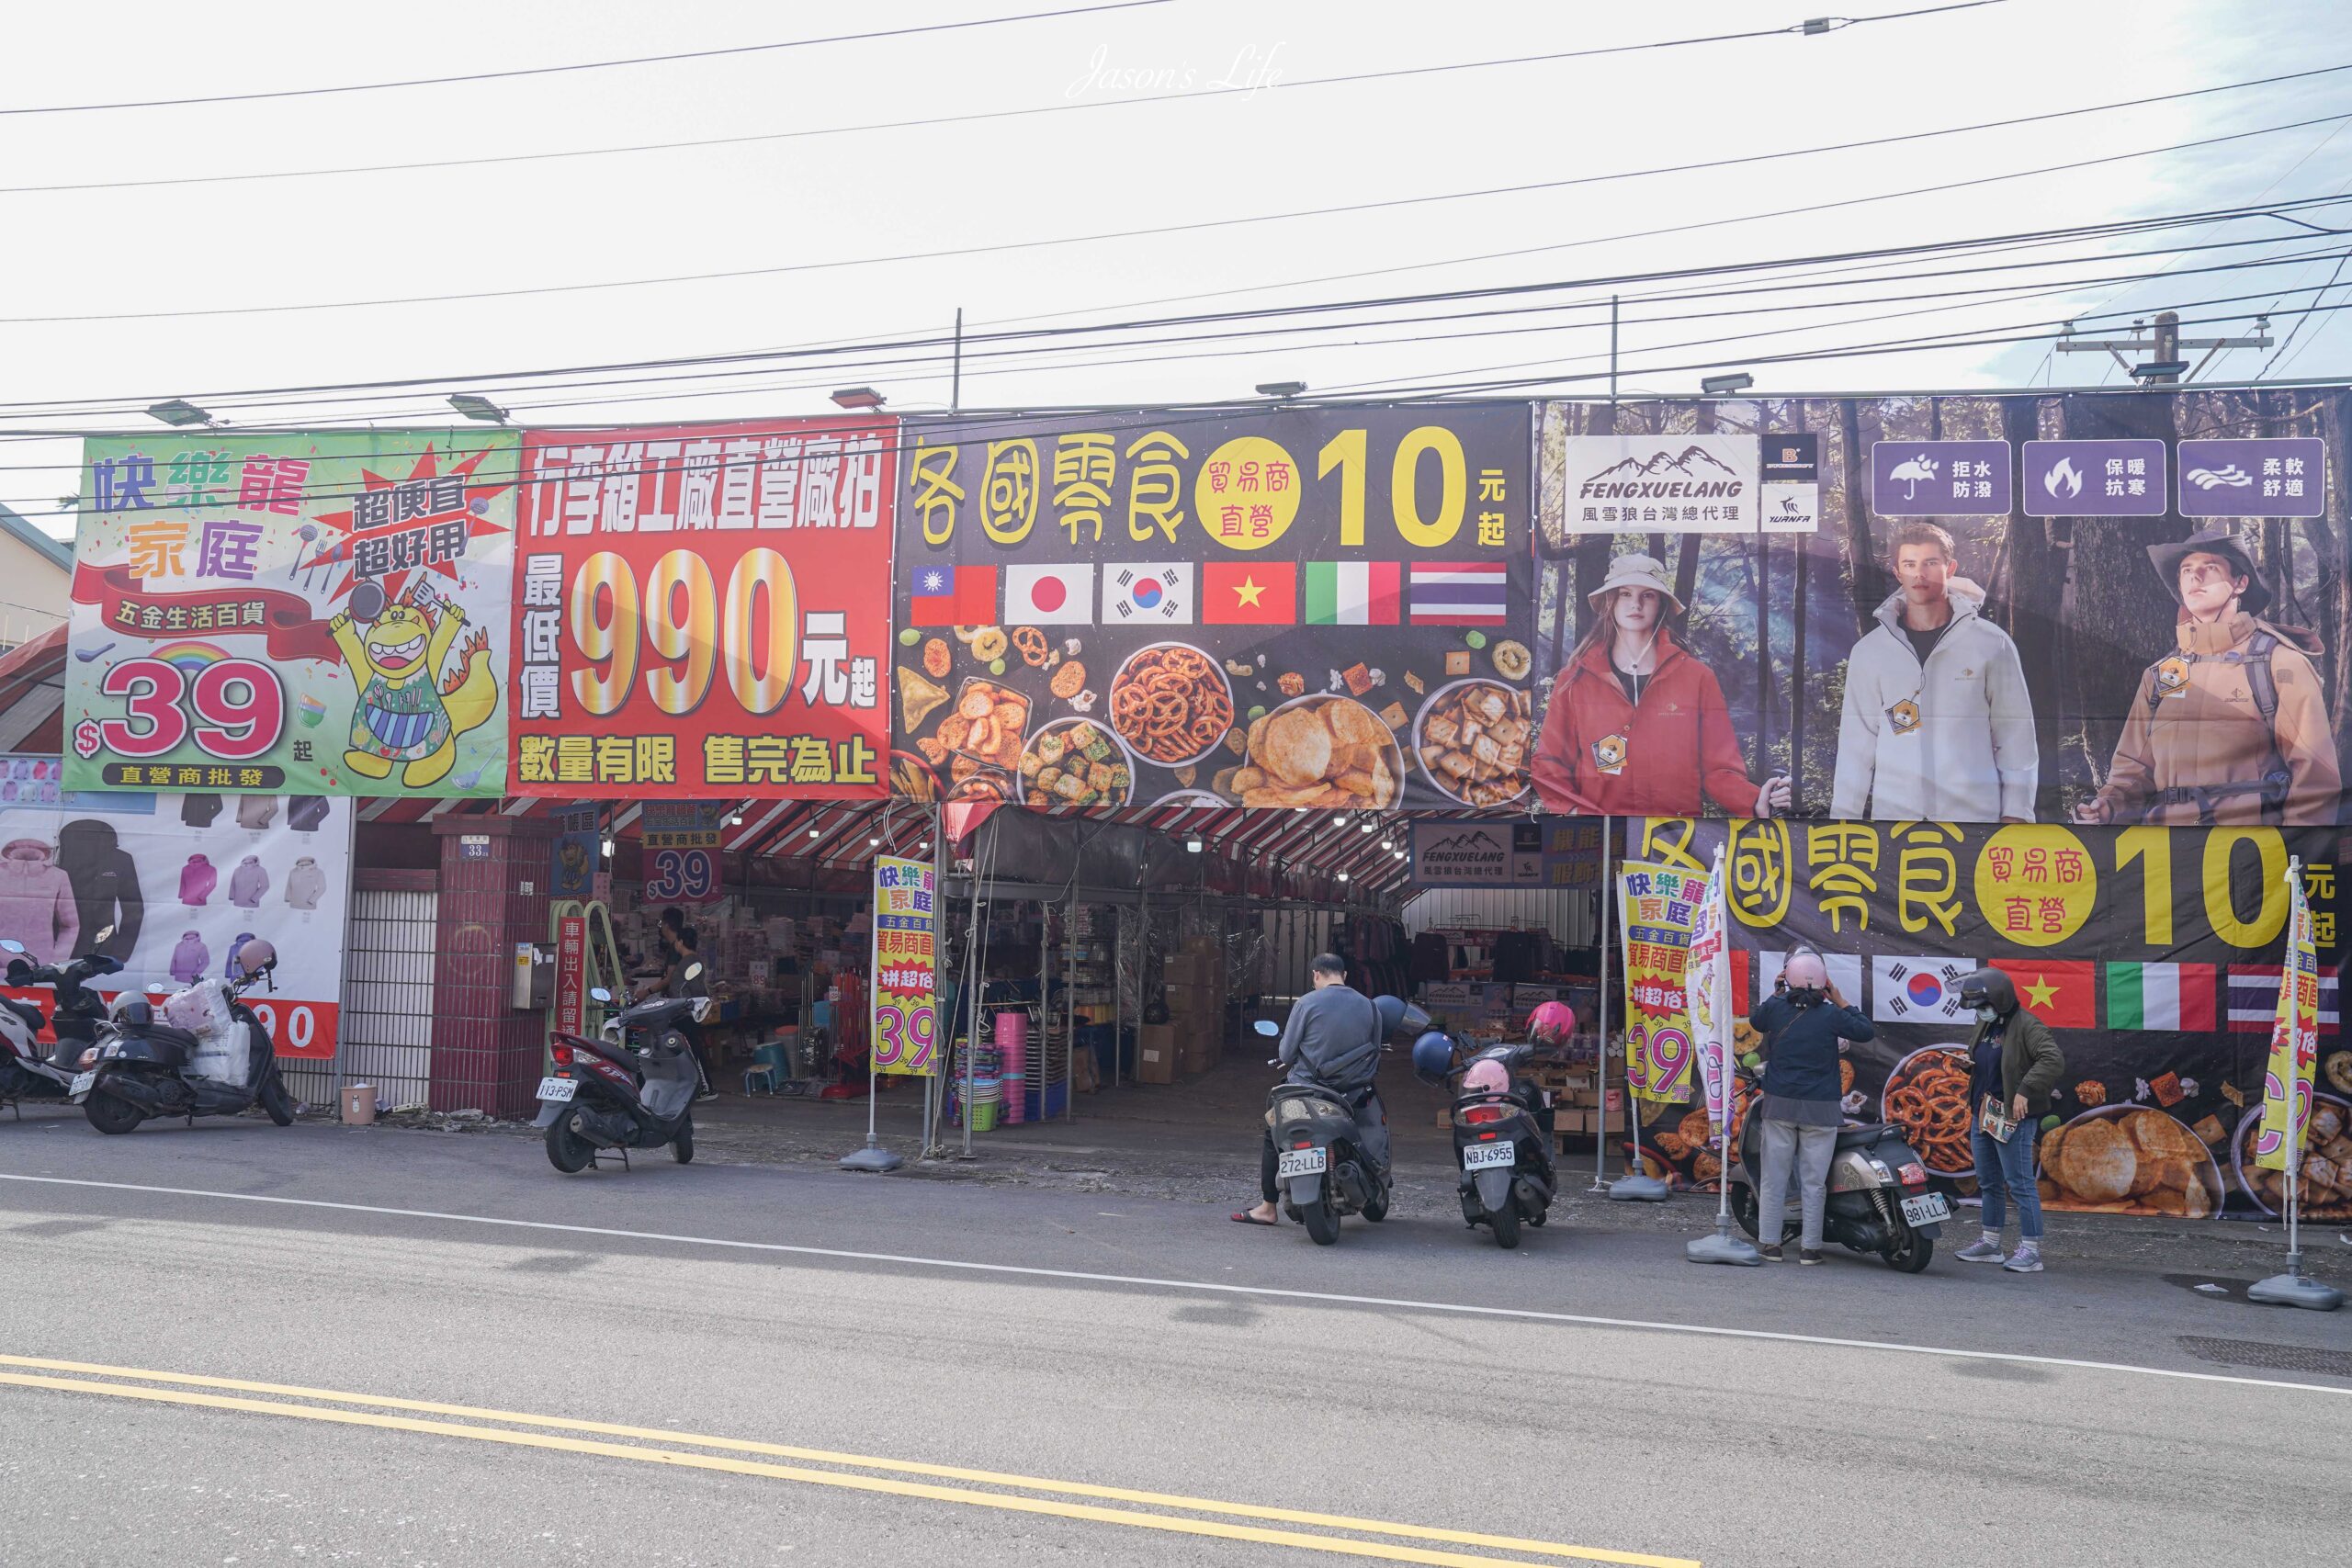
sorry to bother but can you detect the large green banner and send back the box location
[63,432,515,797]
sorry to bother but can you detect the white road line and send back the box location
[2,1171,2343,1400]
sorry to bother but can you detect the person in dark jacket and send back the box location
[1951,968,2065,1273]
[1748,950,1874,1263]
[55,818,142,962]
[1234,953,1385,1226]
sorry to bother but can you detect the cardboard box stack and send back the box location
[1163,937,1227,1075]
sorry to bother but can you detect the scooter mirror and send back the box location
[1252,1019,1280,1037]
[92,926,114,946]
[683,962,705,982]
[588,987,613,1004]
[145,982,168,995]
[0,939,22,954]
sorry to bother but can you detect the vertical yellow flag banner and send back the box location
[1618,860,1701,1104]
[2255,863,2318,1172]
[870,855,939,1077]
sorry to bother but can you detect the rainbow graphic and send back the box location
[297,694,328,728]
[148,642,230,677]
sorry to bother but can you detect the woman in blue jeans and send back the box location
[1952,969,2065,1273]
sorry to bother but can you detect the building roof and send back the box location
[0,501,71,574]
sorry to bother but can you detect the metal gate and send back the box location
[281,880,436,1111]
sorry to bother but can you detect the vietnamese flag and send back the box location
[910,564,997,626]
[1989,959,2097,1030]
[1202,561,1296,625]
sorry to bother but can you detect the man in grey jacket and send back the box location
[1234,953,1387,1225]
[1831,523,2038,823]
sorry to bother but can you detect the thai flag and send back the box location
[1407,561,1509,625]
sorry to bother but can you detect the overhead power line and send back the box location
[0,1,1176,117]
[12,101,2343,329]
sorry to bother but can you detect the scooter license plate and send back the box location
[1463,1140,1516,1171]
[1275,1146,1326,1179]
[1900,1191,1951,1226]
[68,1070,95,1099]
[536,1077,578,1103]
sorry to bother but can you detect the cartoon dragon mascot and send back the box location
[329,595,497,789]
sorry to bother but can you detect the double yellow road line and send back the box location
[0,1353,1693,1567]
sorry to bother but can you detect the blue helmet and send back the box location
[1374,994,1408,1037]
[1410,1031,1457,1085]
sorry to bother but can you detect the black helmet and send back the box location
[1957,968,2018,1015]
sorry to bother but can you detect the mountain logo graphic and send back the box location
[1424,829,1505,855]
[1580,445,1743,484]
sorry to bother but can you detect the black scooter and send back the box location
[1257,997,1411,1247]
[1725,1066,1948,1271]
[0,933,123,1111]
[1444,1042,1557,1249]
[71,940,295,1134]
[536,975,705,1173]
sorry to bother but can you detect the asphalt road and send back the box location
[1,1111,2346,1568]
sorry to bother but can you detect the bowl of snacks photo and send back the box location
[1227,692,1405,809]
[1107,643,1237,770]
[2232,1090,2352,1221]
[1019,717,1136,809]
[910,678,1030,777]
[888,750,943,803]
[2038,1103,2223,1219]
[1878,1045,1977,1178]
[1412,678,1534,807]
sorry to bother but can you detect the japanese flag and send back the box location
[1102,563,1194,625]
[1004,564,1096,625]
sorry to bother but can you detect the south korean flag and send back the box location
[1871,955,1977,1023]
[1102,563,1195,625]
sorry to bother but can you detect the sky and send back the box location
[3,0,2348,536]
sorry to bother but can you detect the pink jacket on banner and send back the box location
[0,838,80,964]
[284,857,324,911]
[179,855,217,906]
[228,856,269,908]
[169,931,210,985]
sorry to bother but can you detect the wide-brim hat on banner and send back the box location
[2147,526,2269,615]
[1586,553,1684,617]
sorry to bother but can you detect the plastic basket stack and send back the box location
[968,1076,1001,1133]
[995,1010,1026,1126]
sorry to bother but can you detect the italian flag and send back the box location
[1304,561,1401,626]
[2104,962,2217,1031]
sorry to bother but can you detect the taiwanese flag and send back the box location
[910,564,997,626]
[1203,561,1297,625]
[1989,959,2098,1030]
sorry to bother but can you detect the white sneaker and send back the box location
[2003,1246,2044,1274]
[1954,1238,2007,1264]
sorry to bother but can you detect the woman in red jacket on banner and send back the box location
[1532,554,1791,818]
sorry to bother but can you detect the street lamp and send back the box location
[146,399,214,427]
[2129,359,2191,381]
[1255,380,1306,399]
[1700,373,1754,395]
[831,387,887,410]
[447,392,509,423]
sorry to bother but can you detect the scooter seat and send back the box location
[1833,1122,1895,1150]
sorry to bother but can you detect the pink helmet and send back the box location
[1463,1058,1511,1096]
[1527,1000,1577,1045]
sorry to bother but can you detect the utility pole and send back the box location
[2054,308,2271,383]
[1608,295,1620,406]
[951,308,964,413]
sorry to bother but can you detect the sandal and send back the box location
[1228,1210,1278,1226]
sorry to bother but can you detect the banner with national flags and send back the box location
[1628,817,2344,1224]
[888,405,1532,808]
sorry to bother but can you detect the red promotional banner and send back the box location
[509,420,898,798]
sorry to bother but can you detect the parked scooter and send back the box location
[0,932,123,1111]
[1414,1032,1557,1248]
[536,967,707,1173]
[1724,1066,1948,1271]
[1256,994,1412,1247]
[70,939,296,1134]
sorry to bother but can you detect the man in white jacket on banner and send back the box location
[1832,522,2038,823]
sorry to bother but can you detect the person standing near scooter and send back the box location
[1951,969,2064,1273]
[1750,951,1874,1263]
[1232,953,1385,1227]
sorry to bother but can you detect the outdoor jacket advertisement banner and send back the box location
[889,405,1533,812]
[1532,389,2351,828]
[510,419,897,799]
[1624,816,2349,1223]
[64,432,516,797]
[0,756,353,1058]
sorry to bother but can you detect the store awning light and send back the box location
[808,827,821,838]
[1185,836,1204,853]
[1336,872,1350,883]
[599,839,613,858]
[1359,822,1375,833]
[867,835,881,848]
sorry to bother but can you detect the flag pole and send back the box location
[1689,844,1758,1263]
[2247,854,2341,1311]
[1589,815,1612,1193]
[1610,818,1668,1202]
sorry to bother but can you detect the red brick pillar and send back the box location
[429,815,557,1118]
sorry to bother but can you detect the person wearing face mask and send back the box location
[1747,950,1874,1264]
[1832,523,2038,823]
[2072,527,2341,827]
[1951,968,2064,1272]
[1532,554,1791,817]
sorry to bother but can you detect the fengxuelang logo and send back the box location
[1559,434,1760,533]
[1577,444,1746,502]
